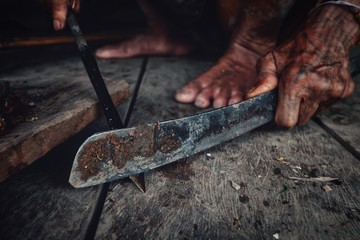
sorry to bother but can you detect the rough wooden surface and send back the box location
[0,60,131,182]
[317,75,360,155]
[95,57,360,240]
[0,45,143,240]
[1,52,360,240]
[0,135,102,240]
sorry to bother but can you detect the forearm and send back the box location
[311,1,360,48]
[233,0,298,53]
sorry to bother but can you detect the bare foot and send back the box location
[175,42,262,108]
[175,0,296,108]
[95,32,192,59]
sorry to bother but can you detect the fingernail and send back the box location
[176,89,190,96]
[72,1,76,9]
[53,20,61,31]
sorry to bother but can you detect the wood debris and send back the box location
[287,176,339,182]
[230,180,241,190]
[322,185,333,192]
[273,233,280,239]
[275,156,286,161]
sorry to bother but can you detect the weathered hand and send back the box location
[43,0,80,31]
[247,5,360,128]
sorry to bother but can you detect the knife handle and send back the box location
[67,10,124,130]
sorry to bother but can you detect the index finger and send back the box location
[275,87,301,129]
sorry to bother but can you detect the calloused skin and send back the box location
[45,0,360,128]
[174,0,296,109]
[247,5,360,128]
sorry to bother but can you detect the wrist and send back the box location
[309,4,360,48]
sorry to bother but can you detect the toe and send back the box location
[175,83,200,103]
[213,88,230,108]
[95,46,111,58]
[194,96,210,108]
[228,90,244,105]
[194,88,214,108]
[95,45,119,59]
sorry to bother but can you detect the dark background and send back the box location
[0,0,146,42]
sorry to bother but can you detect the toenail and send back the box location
[213,102,224,108]
[177,89,191,95]
[195,99,206,107]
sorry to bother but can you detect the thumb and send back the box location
[52,0,68,31]
[246,53,278,99]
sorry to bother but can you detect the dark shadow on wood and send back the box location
[313,117,360,161]
[82,57,149,240]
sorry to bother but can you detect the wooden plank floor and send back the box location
[0,46,359,240]
[95,57,360,239]
[0,45,143,240]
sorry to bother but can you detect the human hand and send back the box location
[246,5,360,128]
[44,0,80,31]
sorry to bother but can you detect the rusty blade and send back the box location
[69,90,277,188]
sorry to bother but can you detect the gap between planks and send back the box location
[82,57,149,240]
[313,117,360,161]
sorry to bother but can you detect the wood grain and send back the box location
[95,57,360,239]
[0,69,130,182]
[317,75,360,155]
[0,45,143,240]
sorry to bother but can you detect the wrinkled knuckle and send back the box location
[262,52,273,62]
[287,88,301,100]
[303,81,324,97]
[348,80,355,93]
[330,81,346,98]
[342,80,355,98]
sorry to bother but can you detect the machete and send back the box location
[69,44,360,189]
[69,90,277,187]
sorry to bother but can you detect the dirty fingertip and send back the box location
[275,112,298,129]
